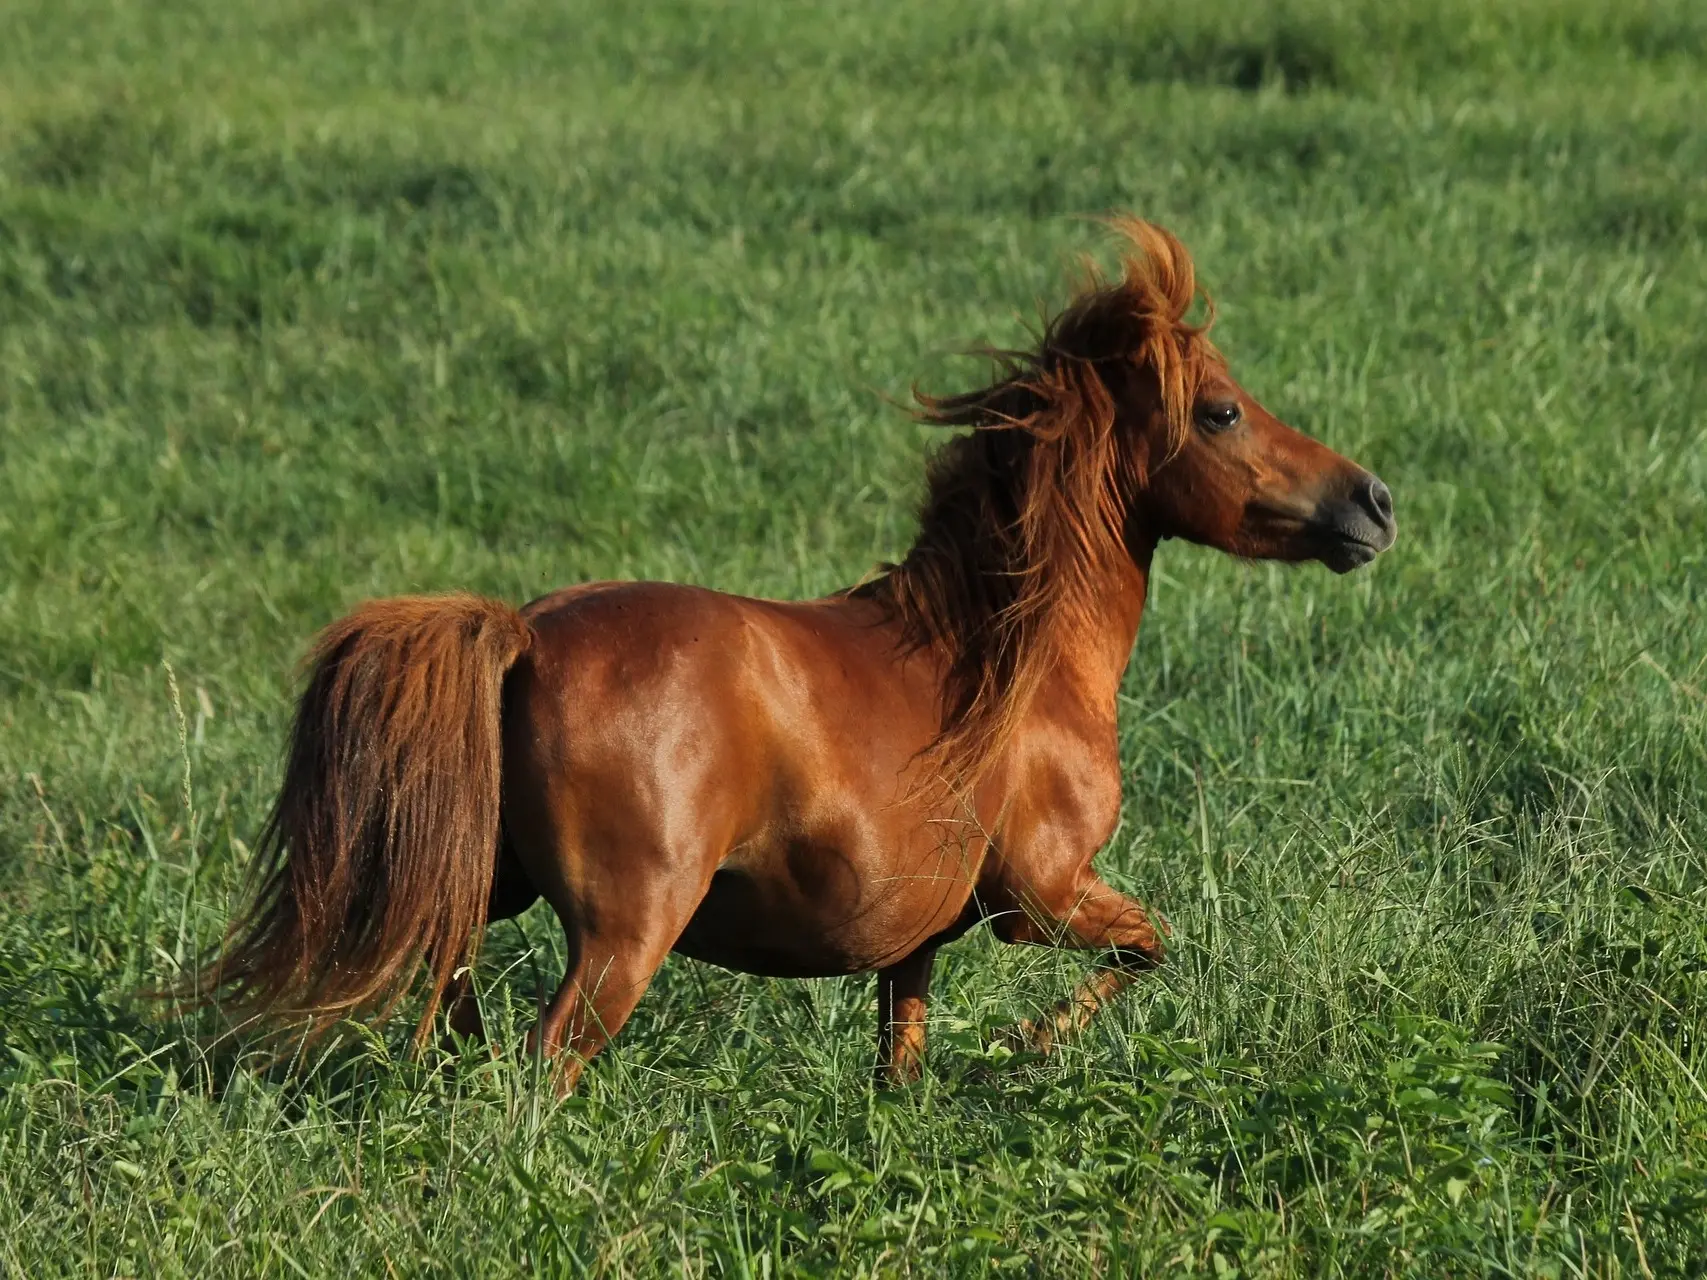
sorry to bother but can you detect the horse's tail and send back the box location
[189,592,533,1046]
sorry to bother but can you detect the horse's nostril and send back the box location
[1361,477,1394,526]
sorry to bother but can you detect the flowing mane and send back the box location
[859,219,1222,792]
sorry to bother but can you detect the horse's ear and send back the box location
[914,374,1049,430]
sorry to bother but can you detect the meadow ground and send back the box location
[2,0,1706,1274]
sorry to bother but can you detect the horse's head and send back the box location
[1101,219,1396,573]
[912,217,1396,582]
[1134,356,1397,574]
[898,217,1396,789]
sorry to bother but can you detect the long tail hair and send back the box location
[188,593,533,1046]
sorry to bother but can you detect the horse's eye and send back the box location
[1196,402,1242,433]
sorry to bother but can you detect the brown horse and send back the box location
[195,219,1396,1089]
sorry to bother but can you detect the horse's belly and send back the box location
[672,861,973,978]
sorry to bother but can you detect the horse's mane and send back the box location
[858,218,1221,794]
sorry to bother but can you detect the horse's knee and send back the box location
[983,877,1166,961]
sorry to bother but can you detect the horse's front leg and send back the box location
[991,871,1167,1055]
[874,944,937,1085]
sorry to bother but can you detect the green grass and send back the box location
[3,0,1706,1273]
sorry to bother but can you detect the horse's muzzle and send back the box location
[1311,474,1397,574]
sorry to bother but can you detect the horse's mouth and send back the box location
[1318,533,1384,574]
[1312,523,1395,574]
[1243,506,1396,573]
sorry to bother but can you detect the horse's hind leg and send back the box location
[513,815,718,1095]
[445,839,542,1045]
[525,883,703,1095]
[497,654,727,1093]
[527,933,648,1095]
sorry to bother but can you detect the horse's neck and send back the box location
[978,549,1150,833]
[1042,549,1151,728]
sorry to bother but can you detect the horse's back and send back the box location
[513,579,911,746]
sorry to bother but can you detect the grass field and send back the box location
[3,0,1706,1273]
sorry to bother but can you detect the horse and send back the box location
[191,218,1396,1090]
